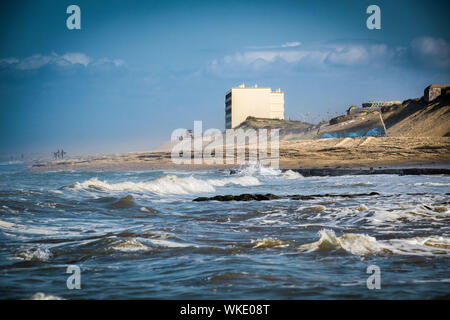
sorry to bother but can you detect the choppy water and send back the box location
[0,163,449,299]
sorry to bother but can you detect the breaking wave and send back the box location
[282,170,303,180]
[236,164,303,180]
[66,174,260,195]
[15,247,52,261]
[369,204,449,224]
[251,238,290,248]
[413,182,450,187]
[112,238,149,252]
[299,229,450,256]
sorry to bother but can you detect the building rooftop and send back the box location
[226,83,283,94]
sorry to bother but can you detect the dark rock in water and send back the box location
[193,192,379,202]
[289,195,316,200]
[192,197,210,202]
[107,195,136,209]
[297,192,380,198]
[193,193,280,202]
[287,168,450,177]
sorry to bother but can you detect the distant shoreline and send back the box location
[29,162,450,176]
[29,137,450,175]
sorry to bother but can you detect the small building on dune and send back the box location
[424,84,450,102]
[361,100,402,108]
[347,101,401,115]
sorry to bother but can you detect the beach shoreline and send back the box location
[29,136,450,174]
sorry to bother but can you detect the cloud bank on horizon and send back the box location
[0,52,125,70]
[207,37,450,75]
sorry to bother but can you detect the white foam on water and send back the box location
[0,220,58,236]
[356,204,368,212]
[413,182,450,187]
[67,174,260,195]
[237,164,303,180]
[111,238,149,252]
[15,247,52,261]
[298,229,384,255]
[282,170,303,180]
[28,292,64,300]
[299,205,326,213]
[0,220,15,228]
[299,229,450,256]
[207,175,260,187]
[251,238,290,248]
[369,204,449,225]
[260,219,289,225]
[147,239,196,248]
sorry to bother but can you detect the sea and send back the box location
[0,162,449,299]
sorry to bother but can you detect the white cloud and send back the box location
[325,46,369,65]
[0,57,19,65]
[207,38,450,76]
[281,41,301,48]
[61,53,91,67]
[246,41,302,49]
[0,52,124,71]
[410,37,450,68]
[17,54,53,70]
[208,41,395,75]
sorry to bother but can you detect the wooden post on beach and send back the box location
[378,111,388,137]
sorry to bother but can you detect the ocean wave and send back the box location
[369,205,449,224]
[15,247,52,261]
[207,175,260,187]
[111,238,149,252]
[238,164,281,176]
[413,182,450,187]
[260,219,289,225]
[147,239,196,248]
[236,164,303,180]
[328,182,374,187]
[282,170,303,180]
[298,229,384,255]
[107,195,136,209]
[251,238,290,248]
[0,219,15,228]
[299,205,326,213]
[111,237,195,251]
[66,174,260,195]
[299,229,450,256]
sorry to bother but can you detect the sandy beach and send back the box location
[30,136,450,172]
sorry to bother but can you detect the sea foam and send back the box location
[299,229,450,256]
[67,174,260,195]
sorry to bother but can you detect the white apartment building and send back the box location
[225,83,284,129]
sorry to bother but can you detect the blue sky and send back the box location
[0,0,449,155]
